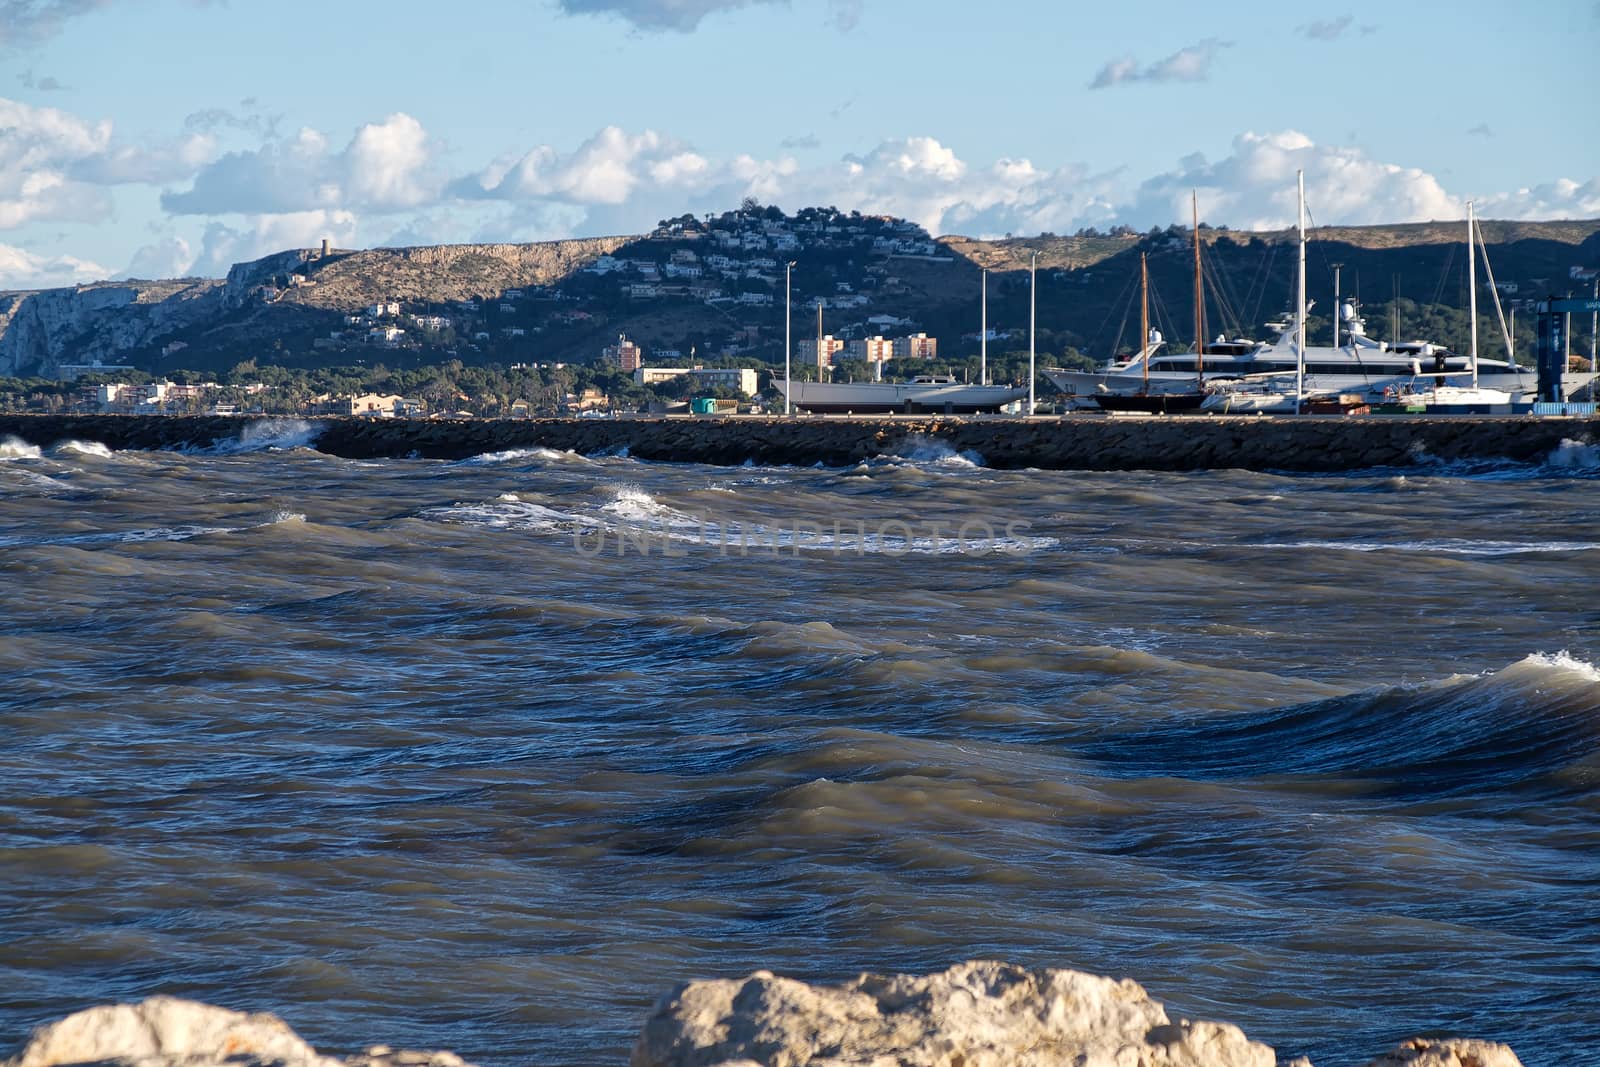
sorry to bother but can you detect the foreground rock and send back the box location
[1,996,474,1067]
[631,961,1524,1067]
[1,967,1526,1067]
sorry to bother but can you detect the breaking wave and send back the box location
[208,419,324,454]
[419,488,1056,555]
[885,436,986,468]
[1080,651,1600,797]
[459,446,585,465]
[52,439,115,459]
[0,435,42,461]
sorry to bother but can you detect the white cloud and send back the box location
[1090,38,1231,89]
[187,209,359,277]
[121,235,195,279]
[1299,15,1354,40]
[1125,130,1460,229]
[0,0,112,48]
[163,113,440,216]
[0,242,107,289]
[453,126,709,207]
[556,0,776,32]
[0,95,215,229]
[1477,178,1600,221]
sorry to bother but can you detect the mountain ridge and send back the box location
[3,212,1597,379]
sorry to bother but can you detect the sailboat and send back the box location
[1095,197,1209,414]
[1373,202,1514,413]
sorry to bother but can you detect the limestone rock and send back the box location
[1362,1037,1524,1067]
[2,996,341,1067]
[0,997,476,1067]
[630,959,1279,1067]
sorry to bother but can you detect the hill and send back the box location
[2,207,1597,381]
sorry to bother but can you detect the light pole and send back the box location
[784,260,795,415]
[1028,253,1037,415]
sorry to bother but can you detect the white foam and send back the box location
[419,497,582,532]
[1520,650,1600,683]
[0,435,42,461]
[1251,538,1600,556]
[209,419,323,454]
[52,439,114,459]
[462,446,578,465]
[889,437,986,468]
[600,486,698,527]
[1548,438,1600,471]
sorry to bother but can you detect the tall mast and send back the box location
[1192,191,1205,387]
[1296,170,1306,414]
[1028,252,1037,415]
[1332,263,1343,348]
[1468,201,1479,389]
[816,299,824,376]
[980,268,988,386]
[783,261,793,413]
[1140,252,1150,392]
[1474,218,1516,368]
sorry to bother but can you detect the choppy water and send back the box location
[2,424,1597,1066]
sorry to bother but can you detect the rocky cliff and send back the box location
[0,279,224,378]
[0,237,631,378]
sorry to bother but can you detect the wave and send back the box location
[600,486,700,527]
[418,489,1057,556]
[1243,537,1600,556]
[206,419,325,454]
[885,436,986,469]
[0,435,42,461]
[1078,651,1600,797]
[51,439,115,459]
[459,446,586,465]
[0,524,241,549]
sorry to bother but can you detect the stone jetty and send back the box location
[2,962,1524,1067]
[0,412,1594,471]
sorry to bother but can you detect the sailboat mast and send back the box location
[1028,252,1037,415]
[816,299,824,377]
[980,268,988,386]
[1192,191,1205,387]
[1296,170,1306,414]
[1468,201,1479,389]
[1140,252,1150,391]
[1474,215,1516,367]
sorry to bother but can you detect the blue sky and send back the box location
[2,0,1597,287]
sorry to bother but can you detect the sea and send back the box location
[1,421,1597,1066]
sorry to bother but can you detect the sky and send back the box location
[2,0,1598,288]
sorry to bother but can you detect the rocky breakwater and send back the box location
[2,962,1524,1067]
[0,414,265,453]
[1,413,1595,472]
[313,413,1598,472]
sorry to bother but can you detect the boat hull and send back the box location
[1047,367,1594,405]
[777,380,1029,414]
[1094,392,1207,414]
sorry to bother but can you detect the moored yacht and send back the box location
[775,376,1028,414]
